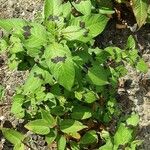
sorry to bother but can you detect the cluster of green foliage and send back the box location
[0,0,149,150]
[115,0,150,27]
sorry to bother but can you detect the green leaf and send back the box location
[44,43,75,90]
[83,91,97,103]
[23,65,53,94]
[9,42,24,54]
[72,0,92,15]
[57,135,66,150]
[44,0,62,19]
[126,35,136,50]
[23,66,44,94]
[79,130,98,145]
[41,109,56,128]
[24,23,47,49]
[45,129,57,145]
[51,106,66,116]
[114,123,133,148]
[14,143,25,150]
[105,47,122,62]
[0,18,26,32]
[62,2,71,18]
[25,119,50,135]
[71,106,92,120]
[87,65,109,86]
[126,114,139,126]
[60,119,87,134]
[71,14,109,42]
[136,59,148,73]
[1,128,25,145]
[132,0,149,28]
[61,26,85,41]
[11,94,25,118]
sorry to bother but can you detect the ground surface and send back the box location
[0,0,150,150]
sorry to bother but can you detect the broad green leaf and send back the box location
[87,65,109,86]
[126,35,136,50]
[24,23,47,49]
[44,0,62,19]
[11,94,25,118]
[44,43,75,90]
[126,114,139,126]
[1,128,25,145]
[60,119,87,134]
[61,26,85,41]
[9,36,24,54]
[41,109,56,127]
[83,91,97,103]
[72,0,92,15]
[79,130,98,145]
[71,14,109,42]
[132,0,149,28]
[23,65,53,94]
[14,143,24,150]
[25,119,50,135]
[62,2,71,18]
[57,135,66,150]
[127,49,139,63]
[136,59,148,73]
[9,42,24,54]
[26,47,44,57]
[71,106,92,120]
[45,129,57,145]
[51,106,66,116]
[0,19,26,32]
[114,123,133,148]
[23,67,44,94]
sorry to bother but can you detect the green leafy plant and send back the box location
[0,0,148,149]
[100,114,142,150]
[117,0,150,27]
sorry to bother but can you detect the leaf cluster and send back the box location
[0,0,148,149]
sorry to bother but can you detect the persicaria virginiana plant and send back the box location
[0,0,149,149]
